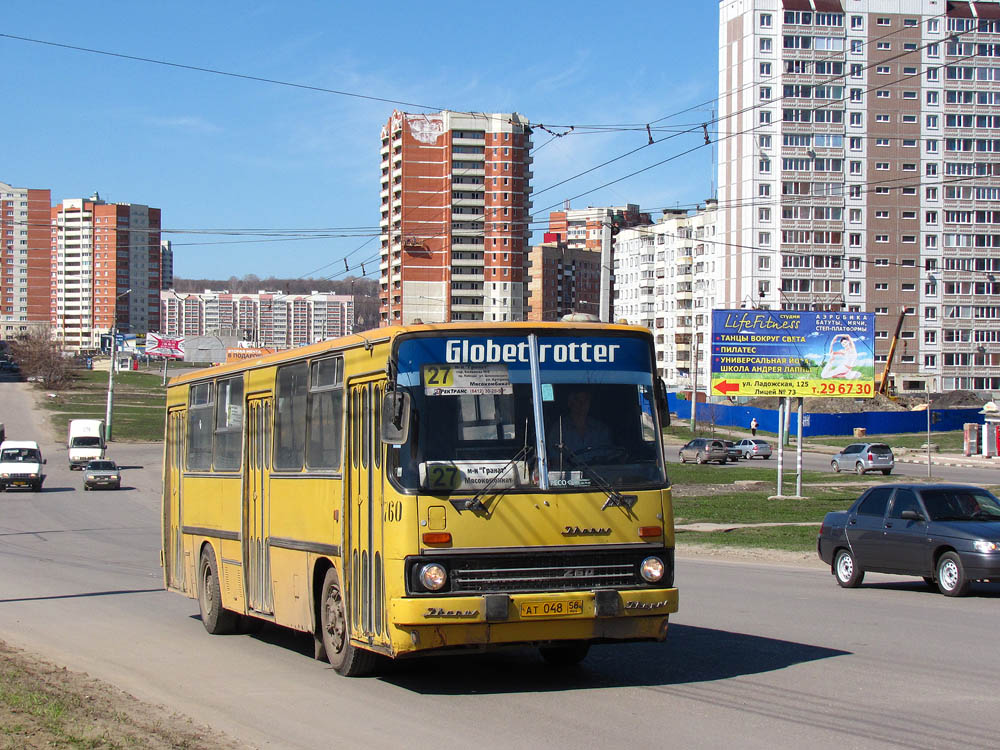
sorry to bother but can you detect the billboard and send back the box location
[146,334,185,359]
[710,310,876,398]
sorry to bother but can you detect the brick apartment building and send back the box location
[0,181,51,340]
[51,195,168,350]
[379,110,533,325]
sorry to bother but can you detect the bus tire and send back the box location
[319,567,377,677]
[539,642,590,666]
[197,547,238,635]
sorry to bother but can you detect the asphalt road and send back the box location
[2,380,1000,749]
[665,441,1000,486]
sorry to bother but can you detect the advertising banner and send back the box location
[146,334,185,359]
[710,310,876,398]
[225,347,275,363]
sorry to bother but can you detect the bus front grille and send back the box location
[406,549,672,595]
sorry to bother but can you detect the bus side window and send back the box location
[275,363,307,470]
[187,382,214,471]
[307,357,343,470]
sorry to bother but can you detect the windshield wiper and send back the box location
[455,424,533,513]
[553,442,637,512]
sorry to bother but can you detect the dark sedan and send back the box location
[818,484,1000,596]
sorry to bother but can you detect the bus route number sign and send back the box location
[422,364,512,396]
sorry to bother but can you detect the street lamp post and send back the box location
[105,289,131,442]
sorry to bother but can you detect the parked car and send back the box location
[831,442,894,475]
[734,438,772,460]
[818,484,1000,596]
[678,438,728,465]
[722,440,741,462]
[83,460,122,491]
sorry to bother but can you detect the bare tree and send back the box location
[8,327,73,389]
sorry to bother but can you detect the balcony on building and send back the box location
[452,134,486,147]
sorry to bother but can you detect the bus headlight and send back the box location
[418,563,448,591]
[639,556,665,583]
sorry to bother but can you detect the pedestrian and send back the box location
[750,417,758,437]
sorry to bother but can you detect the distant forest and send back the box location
[172,275,380,332]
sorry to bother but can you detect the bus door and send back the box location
[244,395,274,615]
[346,378,387,643]
[163,407,186,591]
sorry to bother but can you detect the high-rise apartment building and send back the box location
[0,181,51,339]
[613,202,719,387]
[160,290,354,348]
[379,110,533,325]
[160,240,174,290]
[719,0,1000,393]
[547,204,652,320]
[525,236,604,321]
[51,195,164,350]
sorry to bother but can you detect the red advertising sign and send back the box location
[147,334,185,359]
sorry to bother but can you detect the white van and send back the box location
[68,419,106,469]
[0,440,46,492]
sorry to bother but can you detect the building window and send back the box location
[760,38,772,53]
[760,13,772,27]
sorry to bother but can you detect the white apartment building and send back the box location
[160,290,354,349]
[719,0,1000,393]
[613,201,720,390]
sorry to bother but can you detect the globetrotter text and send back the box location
[445,339,621,365]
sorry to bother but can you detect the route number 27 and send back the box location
[423,365,453,387]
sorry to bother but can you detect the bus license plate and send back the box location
[519,600,583,617]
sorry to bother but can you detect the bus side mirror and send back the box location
[380,391,411,444]
[655,377,670,428]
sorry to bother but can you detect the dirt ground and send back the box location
[0,640,246,750]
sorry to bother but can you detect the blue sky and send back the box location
[2,1,718,281]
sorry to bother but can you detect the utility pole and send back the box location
[690,333,699,432]
[105,289,131,442]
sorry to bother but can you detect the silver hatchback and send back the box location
[678,438,729,465]
[831,442,894,475]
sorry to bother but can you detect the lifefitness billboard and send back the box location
[710,310,876,398]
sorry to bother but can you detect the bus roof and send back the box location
[166,320,653,388]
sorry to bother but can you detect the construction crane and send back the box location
[876,310,907,397]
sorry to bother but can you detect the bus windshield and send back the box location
[390,332,665,493]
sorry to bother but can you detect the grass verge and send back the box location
[804,430,964,452]
[673,488,858,526]
[36,369,167,442]
[0,640,241,749]
[677,524,821,553]
[667,460,884,486]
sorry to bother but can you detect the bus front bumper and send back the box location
[389,588,678,653]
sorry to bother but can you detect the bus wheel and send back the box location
[539,642,590,666]
[197,548,238,635]
[319,567,377,677]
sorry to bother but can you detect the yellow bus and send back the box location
[162,320,678,675]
